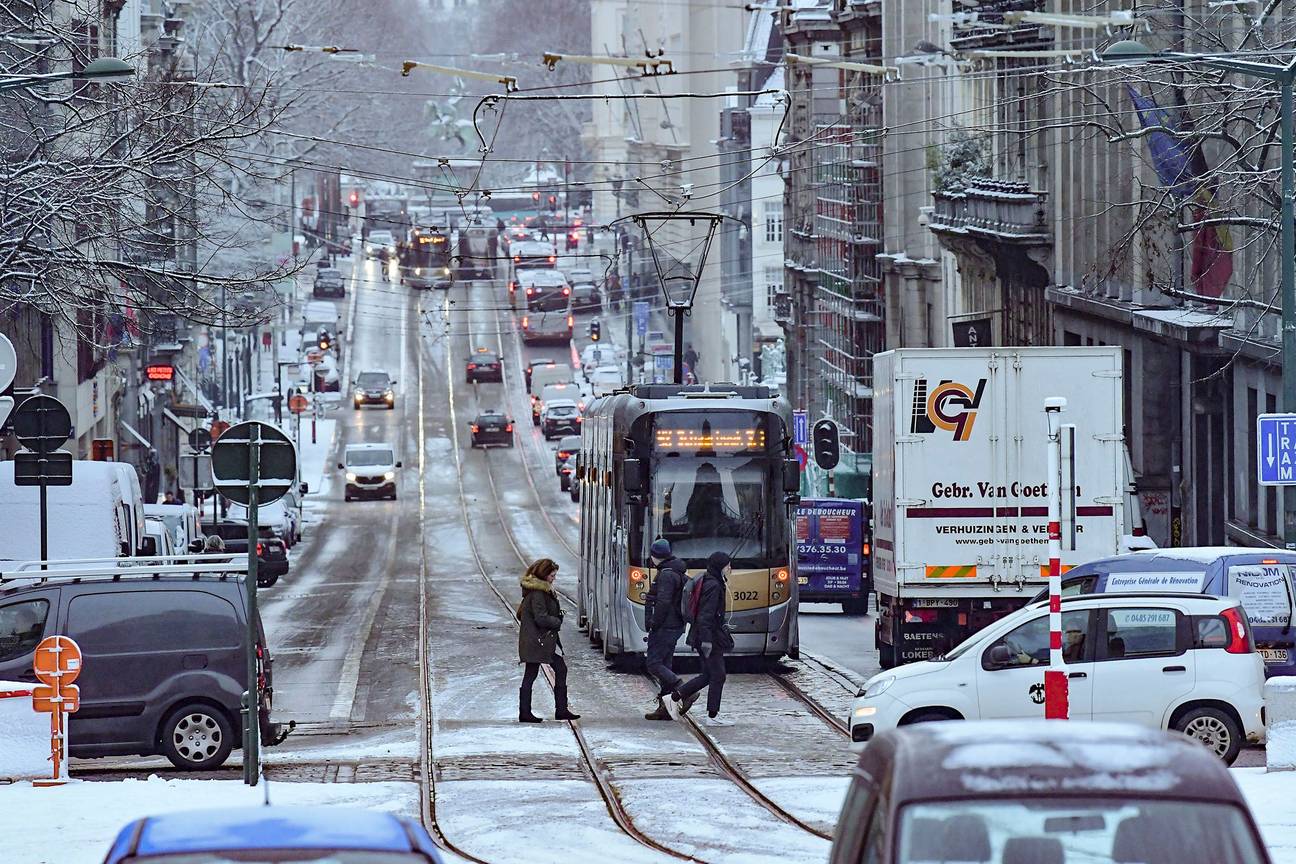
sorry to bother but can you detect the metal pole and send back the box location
[1044,398,1068,720]
[39,479,48,571]
[625,294,633,384]
[243,425,261,785]
[221,283,229,413]
[1281,79,1296,548]
[672,307,685,385]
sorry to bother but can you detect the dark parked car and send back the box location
[103,806,443,864]
[313,268,345,298]
[0,569,281,771]
[471,411,514,448]
[554,435,581,475]
[466,349,503,384]
[524,356,555,393]
[541,399,581,440]
[830,721,1272,864]
[201,521,289,587]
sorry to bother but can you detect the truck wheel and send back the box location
[160,703,234,770]
[1174,707,1243,764]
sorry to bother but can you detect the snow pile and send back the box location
[1265,677,1296,772]
[0,777,418,864]
[0,682,49,780]
[0,461,126,561]
[1236,768,1296,862]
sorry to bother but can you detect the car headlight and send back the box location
[346,472,357,482]
[863,675,895,698]
[384,391,394,400]
[384,471,395,480]
[415,267,423,275]
[852,705,878,718]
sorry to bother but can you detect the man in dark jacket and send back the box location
[670,551,735,726]
[643,538,689,720]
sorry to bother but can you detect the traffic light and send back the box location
[812,419,840,470]
[349,190,359,206]
[589,320,601,342]
[548,194,557,212]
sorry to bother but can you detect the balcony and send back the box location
[928,177,1050,246]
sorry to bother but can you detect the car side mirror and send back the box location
[138,536,157,556]
[395,461,403,468]
[337,462,345,470]
[783,458,801,494]
[987,644,1013,668]
[623,458,644,494]
[299,482,309,495]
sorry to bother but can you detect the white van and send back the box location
[529,363,573,393]
[143,503,202,552]
[0,460,146,561]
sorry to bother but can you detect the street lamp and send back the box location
[1099,39,1296,546]
[0,56,135,93]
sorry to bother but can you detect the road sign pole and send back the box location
[625,304,633,383]
[38,479,48,571]
[243,424,261,786]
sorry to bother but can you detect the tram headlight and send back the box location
[630,569,646,585]
[775,568,789,583]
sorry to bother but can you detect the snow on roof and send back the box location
[0,461,129,561]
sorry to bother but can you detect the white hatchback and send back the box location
[849,593,1266,764]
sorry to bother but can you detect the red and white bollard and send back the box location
[1044,397,1069,720]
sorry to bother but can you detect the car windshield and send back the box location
[477,414,506,424]
[528,290,569,313]
[134,852,426,863]
[549,406,577,416]
[472,352,498,363]
[897,799,1265,864]
[346,449,394,467]
[356,373,389,388]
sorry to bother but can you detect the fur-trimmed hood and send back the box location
[521,574,553,593]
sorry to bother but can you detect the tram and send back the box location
[576,384,802,660]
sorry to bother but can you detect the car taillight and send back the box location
[513,255,521,263]
[862,542,871,556]
[526,287,534,295]
[509,281,516,292]
[1222,607,1254,654]
[505,424,513,432]
[903,608,940,624]
[575,417,583,424]
[468,363,476,370]
[548,255,556,263]
[562,287,570,296]
[256,643,266,693]
[472,424,480,433]
[256,542,265,556]
[567,315,574,328]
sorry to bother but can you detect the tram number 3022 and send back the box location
[733,590,759,601]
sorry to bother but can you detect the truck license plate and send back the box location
[912,598,958,608]
[1260,649,1291,664]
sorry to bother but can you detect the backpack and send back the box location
[680,572,706,624]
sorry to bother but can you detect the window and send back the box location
[1103,607,1181,660]
[0,600,50,663]
[1194,615,1229,649]
[764,203,783,243]
[764,266,783,309]
[67,591,240,653]
[984,610,1091,668]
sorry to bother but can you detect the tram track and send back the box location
[483,287,838,842]
[444,286,707,864]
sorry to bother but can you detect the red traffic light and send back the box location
[532,192,540,201]
[349,191,359,206]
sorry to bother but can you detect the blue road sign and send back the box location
[793,410,808,447]
[634,301,650,337]
[1258,413,1296,485]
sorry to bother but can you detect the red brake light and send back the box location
[505,424,513,432]
[548,255,556,263]
[522,316,530,328]
[567,315,574,328]
[509,281,516,292]
[468,363,476,370]
[513,255,520,263]
[256,542,265,556]
[526,287,534,296]
[472,424,480,433]
[862,542,871,556]
[1221,607,1253,654]
[562,287,570,296]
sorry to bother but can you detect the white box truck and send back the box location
[872,346,1126,668]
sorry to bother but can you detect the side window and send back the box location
[0,600,51,663]
[1103,608,1181,660]
[861,799,887,864]
[1061,575,1097,596]
[984,610,1091,668]
[67,591,240,653]
[1193,615,1229,649]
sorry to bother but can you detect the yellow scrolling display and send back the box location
[653,425,766,453]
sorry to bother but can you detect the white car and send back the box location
[228,498,299,547]
[340,442,401,501]
[589,365,624,397]
[579,343,623,377]
[849,593,1266,764]
[366,230,395,258]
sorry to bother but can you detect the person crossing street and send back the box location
[517,558,581,723]
[669,551,735,726]
[642,538,689,720]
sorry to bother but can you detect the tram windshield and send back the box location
[641,410,787,568]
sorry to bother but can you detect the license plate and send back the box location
[1260,648,1291,664]
[912,598,959,608]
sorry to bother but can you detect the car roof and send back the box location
[476,410,507,417]
[358,369,390,377]
[344,442,396,451]
[1027,592,1240,611]
[593,365,622,375]
[1076,547,1296,571]
[558,435,582,445]
[862,721,1247,807]
[545,399,578,408]
[105,807,440,861]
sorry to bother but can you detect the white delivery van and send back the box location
[0,460,146,561]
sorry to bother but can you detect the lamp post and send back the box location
[0,57,135,93]
[1100,40,1296,547]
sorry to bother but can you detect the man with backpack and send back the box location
[642,538,689,720]
[668,551,735,726]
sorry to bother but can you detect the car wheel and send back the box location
[1174,706,1243,764]
[258,571,279,588]
[160,703,234,770]
[902,711,954,726]
[344,493,352,501]
[387,403,395,410]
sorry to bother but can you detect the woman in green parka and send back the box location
[518,558,581,723]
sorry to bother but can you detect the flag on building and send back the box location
[1189,184,1233,299]
[1127,87,1208,198]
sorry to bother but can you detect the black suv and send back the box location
[0,570,281,770]
[466,349,503,384]
[201,521,289,587]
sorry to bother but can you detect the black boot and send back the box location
[644,697,672,721]
[554,686,581,721]
[519,686,542,723]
